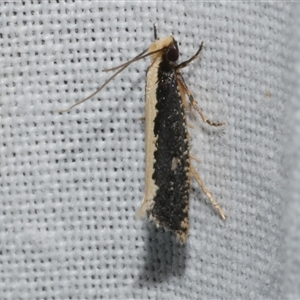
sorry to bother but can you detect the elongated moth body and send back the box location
[136,36,190,243]
[59,27,226,243]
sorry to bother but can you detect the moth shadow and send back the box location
[136,224,187,286]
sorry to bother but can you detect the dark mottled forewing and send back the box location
[151,59,190,238]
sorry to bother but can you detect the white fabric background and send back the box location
[0,2,297,299]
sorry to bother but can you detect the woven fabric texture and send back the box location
[0,2,296,299]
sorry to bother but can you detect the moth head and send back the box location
[165,38,179,63]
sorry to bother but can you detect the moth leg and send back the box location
[176,72,225,127]
[190,165,226,220]
[175,74,188,111]
[191,98,225,127]
[176,42,204,70]
[190,155,200,163]
[175,42,224,127]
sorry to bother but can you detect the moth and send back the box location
[59,26,226,243]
